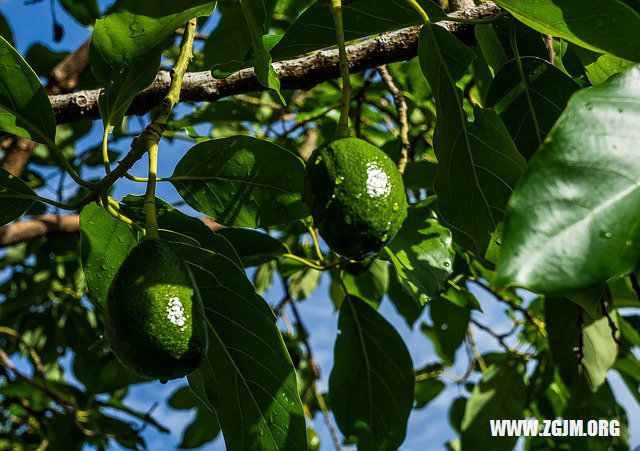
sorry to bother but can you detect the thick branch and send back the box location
[0,214,223,248]
[51,3,500,124]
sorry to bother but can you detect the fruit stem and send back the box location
[307,225,325,262]
[329,0,352,138]
[404,0,430,23]
[144,143,159,240]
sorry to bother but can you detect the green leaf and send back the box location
[216,228,288,267]
[238,0,284,103]
[171,135,309,228]
[0,13,14,46]
[79,203,137,308]
[421,298,470,366]
[331,259,389,310]
[384,202,454,305]
[461,360,527,450]
[494,0,640,62]
[119,195,240,266]
[59,0,101,26]
[387,273,423,328]
[486,57,580,160]
[572,46,635,86]
[90,0,216,129]
[544,298,618,393]
[168,386,221,449]
[414,370,445,409]
[329,296,414,450]
[418,24,526,257]
[496,66,640,293]
[270,0,444,62]
[0,169,39,227]
[178,244,306,450]
[0,36,56,144]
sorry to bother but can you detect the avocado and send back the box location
[104,239,208,380]
[303,137,408,260]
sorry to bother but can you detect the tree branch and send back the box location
[50,3,501,124]
[0,214,222,248]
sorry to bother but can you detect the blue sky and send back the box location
[0,0,639,449]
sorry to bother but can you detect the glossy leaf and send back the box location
[331,259,389,310]
[178,244,306,450]
[494,0,640,62]
[497,66,640,293]
[461,360,527,450]
[545,298,618,392]
[418,24,526,257]
[0,13,14,45]
[0,169,40,227]
[387,273,423,328]
[421,298,470,366]
[171,135,309,228]
[0,35,56,144]
[90,0,216,129]
[384,203,454,305]
[119,195,241,266]
[79,203,137,309]
[216,228,288,267]
[486,57,580,160]
[329,296,414,450]
[572,46,635,85]
[414,368,445,409]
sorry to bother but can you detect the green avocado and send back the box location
[303,137,408,260]
[105,239,208,380]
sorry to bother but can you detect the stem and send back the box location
[307,225,325,262]
[404,0,430,23]
[282,253,334,271]
[44,137,94,189]
[329,0,352,138]
[101,195,145,235]
[144,143,159,240]
[102,126,111,174]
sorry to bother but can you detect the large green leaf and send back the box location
[0,169,40,227]
[545,298,618,393]
[384,202,454,305]
[461,360,527,450]
[387,274,423,328]
[496,66,640,293]
[0,12,14,45]
[494,0,640,62]
[418,24,526,257]
[421,298,470,366]
[119,195,241,266]
[486,57,580,160]
[330,259,389,309]
[329,296,414,450]
[171,135,309,228]
[270,0,444,62]
[0,36,56,144]
[90,0,216,129]
[79,203,137,309]
[178,244,306,450]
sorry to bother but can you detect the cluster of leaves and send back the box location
[0,0,640,450]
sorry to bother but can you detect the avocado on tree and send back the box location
[0,0,639,450]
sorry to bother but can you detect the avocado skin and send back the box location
[303,137,408,260]
[105,240,208,380]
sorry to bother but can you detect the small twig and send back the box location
[600,291,621,347]
[545,35,555,64]
[378,65,410,174]
[574,307,584,364]
[470,318,514,352]
[0,326,46,381]
[465,327,487,373]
